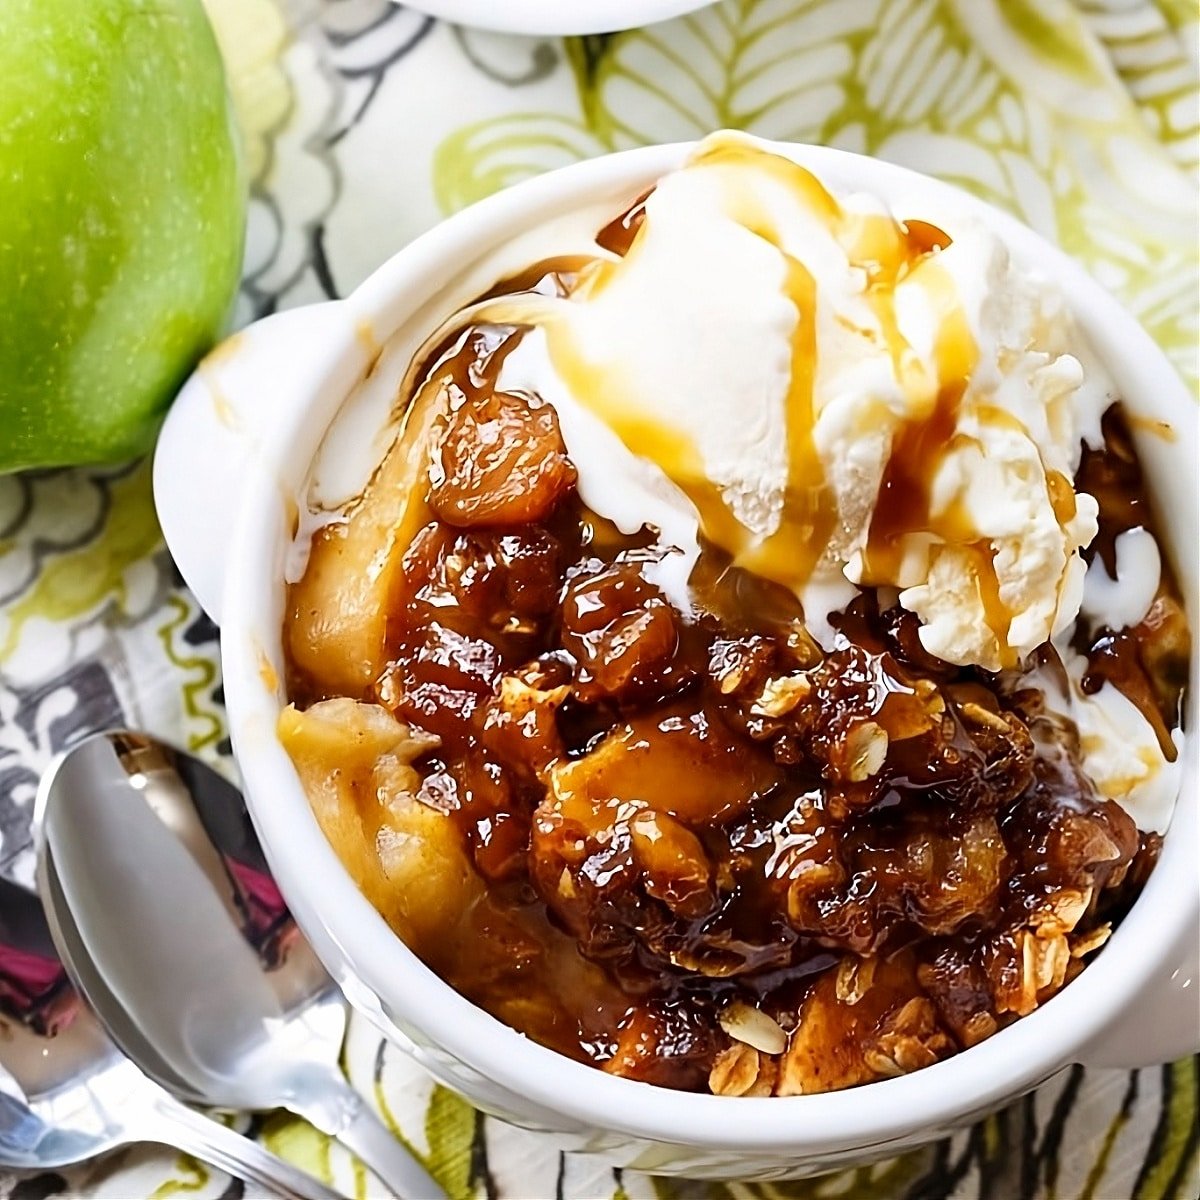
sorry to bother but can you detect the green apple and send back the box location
[0,0,245,472]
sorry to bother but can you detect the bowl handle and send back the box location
[1076,911,1200,1069]
[153,303,342,624]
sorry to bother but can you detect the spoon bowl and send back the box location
[34,730,443,1199]
[0,876,134,1169]
[0,876,341,1198]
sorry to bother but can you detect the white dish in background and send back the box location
[397,0,716,36]
[154,138,1199,1180]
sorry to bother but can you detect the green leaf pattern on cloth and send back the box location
[0,0,1195,1197]
[424,1086,478,1200]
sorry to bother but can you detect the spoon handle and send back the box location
[143,1090,344,1200]
[293,1069,445,1199]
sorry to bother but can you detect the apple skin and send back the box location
[0,0,246,472]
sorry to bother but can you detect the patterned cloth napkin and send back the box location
[0,1,1195,1197]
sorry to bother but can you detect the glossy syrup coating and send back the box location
[281,291,1187,1098]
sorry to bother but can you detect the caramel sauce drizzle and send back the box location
[542,239,757,561]
[1046,469,1077,525]
[432,136,1077,668]
[543,135,971,599]
[853,229,1026,669]
[731,224,831,588]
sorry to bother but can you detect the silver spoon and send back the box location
[0,875,340,1197]
[34,730,444,1200]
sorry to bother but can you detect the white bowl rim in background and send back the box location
[156,137,1200,1171]
[394,0,715,36]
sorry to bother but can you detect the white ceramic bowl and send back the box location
[397,0,715,36]
[154,139,1200,1180]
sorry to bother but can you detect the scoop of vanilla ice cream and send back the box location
[1050,526,1174,833]
[1070,677,1184,834]
[855,228,1102,670]
[1080,526,1161,631]
[535,162,798,541]
[786,215,1104,670]
[500,134,1107,674]
[1022,643,1182,834]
